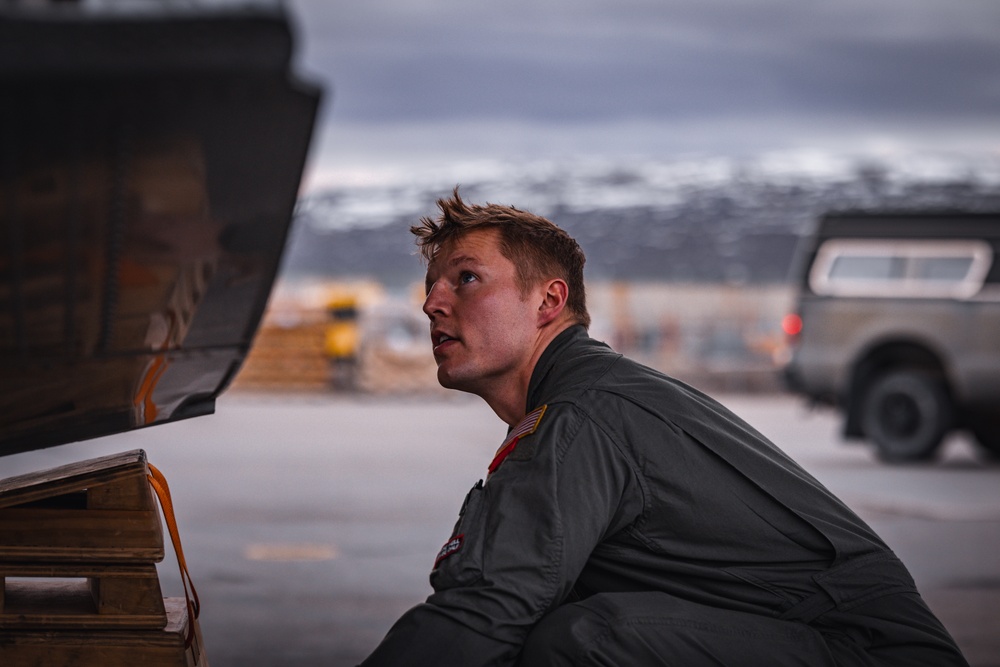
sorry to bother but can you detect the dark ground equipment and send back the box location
[0,0,321,456]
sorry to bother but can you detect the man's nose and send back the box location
[422,282,448,318]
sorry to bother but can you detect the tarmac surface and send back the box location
[4,392,999,666]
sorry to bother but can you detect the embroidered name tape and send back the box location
[488,404,547,475]
[434,534,464,567]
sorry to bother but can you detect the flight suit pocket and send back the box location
[430,479,487,590]
[813,552,917,611]
[724,566,795,607]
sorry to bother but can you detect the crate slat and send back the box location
[0,597,206,667]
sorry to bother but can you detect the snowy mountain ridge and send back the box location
[285,151,1000,285]
[298,151,1000,230]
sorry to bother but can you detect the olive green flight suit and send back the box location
[360,326,967,666]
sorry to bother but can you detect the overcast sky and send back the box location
[284,0,1000,190]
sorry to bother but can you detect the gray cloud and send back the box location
[285,0,1000,171]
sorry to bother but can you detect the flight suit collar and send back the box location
[525,324,593,412]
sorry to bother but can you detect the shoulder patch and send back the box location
[488,405,547,475]
[434,534,464,568]
[508,405,548,444]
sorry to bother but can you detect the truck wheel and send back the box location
[861,371,952,462]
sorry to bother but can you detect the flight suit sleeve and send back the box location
[359,402,643,666]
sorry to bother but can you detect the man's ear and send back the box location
[537,278,569,326]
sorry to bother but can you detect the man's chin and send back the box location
[436,369,460,391]
[436,367,475,394]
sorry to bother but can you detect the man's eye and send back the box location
[459,272,477,285]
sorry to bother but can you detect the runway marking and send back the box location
[855,498,1000,522]
[244,543,340,561]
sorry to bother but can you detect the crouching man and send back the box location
[360,189,967,666]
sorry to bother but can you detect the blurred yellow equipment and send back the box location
[324,295,360,389]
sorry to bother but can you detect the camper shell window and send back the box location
[809,239,993,298]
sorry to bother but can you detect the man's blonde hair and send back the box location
[412,187,590,328]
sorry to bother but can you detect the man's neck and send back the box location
[481,319,575,427]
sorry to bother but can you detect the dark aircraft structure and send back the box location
[0,1,321,455]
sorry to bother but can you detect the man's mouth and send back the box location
[432,331,458,351]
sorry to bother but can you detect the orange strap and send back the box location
[147,462,201,649]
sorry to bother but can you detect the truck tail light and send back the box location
[782,313,803,341]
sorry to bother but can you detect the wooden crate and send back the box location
[0,450,164,563]
[0,450,208,664]
[0,562,166,630]
[0,597,207,667]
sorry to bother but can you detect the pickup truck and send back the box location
[782,211,1000,462]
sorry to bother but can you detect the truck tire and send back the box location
[861,370,952,462]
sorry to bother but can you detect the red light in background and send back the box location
[782,313,803,337]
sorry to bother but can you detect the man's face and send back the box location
[422,228,542,395]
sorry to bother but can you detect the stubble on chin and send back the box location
[435,363,462,392]
[436,362,481,396]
